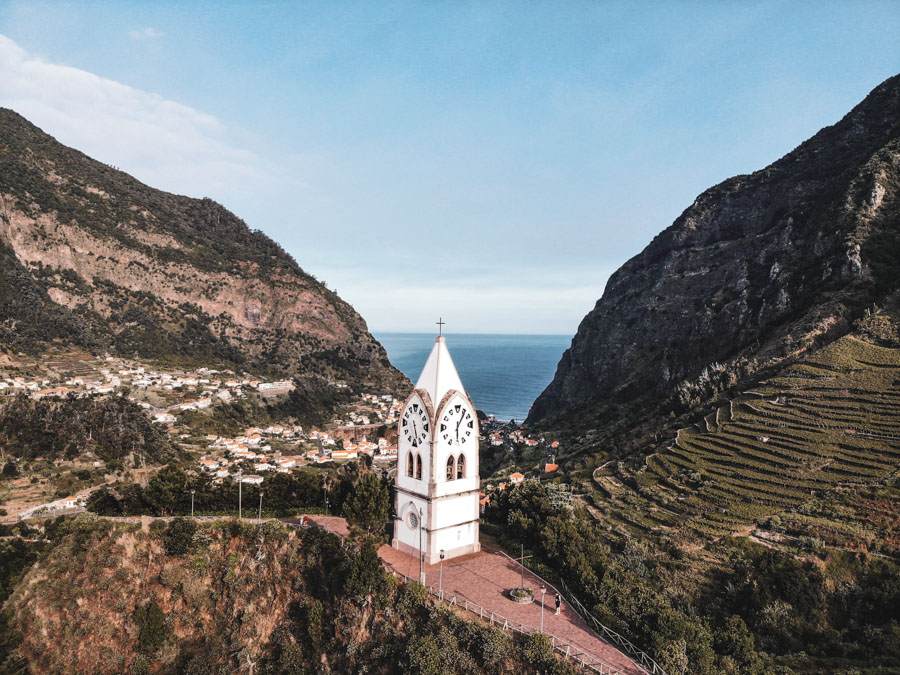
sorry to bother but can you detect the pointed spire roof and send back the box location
[415,336,466,408]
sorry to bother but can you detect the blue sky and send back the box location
[1,1,898,334]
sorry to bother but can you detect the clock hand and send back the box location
[456,414,464,441]
[412,420,418,439]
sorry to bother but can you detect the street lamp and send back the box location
[258,491,264,525]
[418,507,425,585]
[540,586,547,633]
[439,550,445,600]
[237,470,243,521]
[190,489,195,519]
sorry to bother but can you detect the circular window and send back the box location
[408,510,419,530]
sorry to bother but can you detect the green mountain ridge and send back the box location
[0,108,408,394]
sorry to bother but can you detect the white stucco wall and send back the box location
[431,493,479,530]
[435,520,477,553]
[395,495,428,552]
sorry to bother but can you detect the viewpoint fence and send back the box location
[389,567,622,675]
[495,550,666,675]
[557,579,667,675]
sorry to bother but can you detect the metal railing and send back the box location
[558,580,667,675]
[492,550,664,675]
[388,568,622,675]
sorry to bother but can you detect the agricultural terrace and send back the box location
[602,336,900,550]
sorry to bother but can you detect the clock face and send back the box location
[401,402,430,447]
[440,402,474,447]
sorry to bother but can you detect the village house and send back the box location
[32,386,72,399]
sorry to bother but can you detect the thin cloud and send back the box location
[0,33,263,199]
[128,27,163,40]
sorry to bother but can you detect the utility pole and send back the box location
[238,471,243,521]
[190,489,195,519]
[258,492,263,525]
[439,550,445,600]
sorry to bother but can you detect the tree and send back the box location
[343,538,392,601]
[0,462,17,480]
[404,635,443,675]
[86,488,121,516]
[342,473,390,536]
[144,464,188,515]
[306,600,323,650]
[523,632,555,670]
[164,517,197,556]
[133,600,167,653]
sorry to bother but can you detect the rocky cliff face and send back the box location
[529,75,900,427]
[0,109,407,391]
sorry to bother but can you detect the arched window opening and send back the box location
[457,454,466,480]
[446,455,455,481]
[406,451,414,477]
[415,454,422,480]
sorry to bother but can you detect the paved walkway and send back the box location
[306,516,644,675]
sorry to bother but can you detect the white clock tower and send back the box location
[392,333,481,568]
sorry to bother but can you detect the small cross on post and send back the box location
[515,543,532,590]
[436,317,446,337]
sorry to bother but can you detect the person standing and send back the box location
[555,593,562,615]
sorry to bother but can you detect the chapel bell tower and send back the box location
[392,333,481,568]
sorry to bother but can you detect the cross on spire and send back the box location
[436,317,446,337]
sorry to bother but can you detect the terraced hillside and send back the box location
[592,335,900,553]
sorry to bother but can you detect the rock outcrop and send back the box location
[0,109,407,392]
[529,74,900,426]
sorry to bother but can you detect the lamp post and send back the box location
[238,470,243,521]
[258,491,264,525]
[439,550,445,600]
[190,489,195,519]
[418,507,425,585]
[540,586,547,633]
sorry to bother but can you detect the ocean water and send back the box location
[374,333,571,423]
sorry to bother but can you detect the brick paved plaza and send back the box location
[305,516,644,675]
